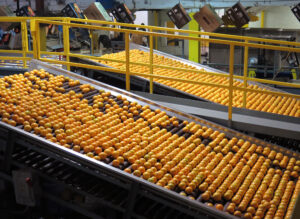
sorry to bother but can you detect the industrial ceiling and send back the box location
[117,0,300,10]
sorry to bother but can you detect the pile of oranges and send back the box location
[99,50,300,118]
[0,69,300,219]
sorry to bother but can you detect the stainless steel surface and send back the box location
[1,59,300,219]
[79,43,294,112]
[133,91,300,141]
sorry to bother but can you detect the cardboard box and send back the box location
[112,3,134,24]
[222,2,250,28]
[0,6,14,31]
[84,2,111,22]
[167,3,191,29]
[194,5,223,32]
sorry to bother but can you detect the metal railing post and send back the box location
[243,40,249,108]
[228,44,235,127]
[30,19,38,59]
[63,18,70,71]
[21,20,28,68]
[149,28,154,94]
[125,32,130,91]
[36,18,41,60]
[154,11,158,50]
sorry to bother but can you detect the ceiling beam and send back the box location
[117,1,299,10]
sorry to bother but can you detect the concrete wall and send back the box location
[249,6,300,29]
[134,11,148,26]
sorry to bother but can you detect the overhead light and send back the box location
[167,3,191,29]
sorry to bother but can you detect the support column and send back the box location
[188,13,199,63]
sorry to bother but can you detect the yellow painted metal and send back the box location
[188,13,199,63]
[39,58,300,100]
[0,57,31,61]
[234,86,300,99]
[243,40,249,108]
[249,69,256,78]
[33,18,300,89]
[292,69,297,80]
[149,28,154,94]
[2,16,300,120]
[154,11,158,50]
[21,20,29,68]
[30,19,38,59]
[0,50,23,54]
[40,51,64,56]
[63,18,70,71]
[166,21,175,46]
[125,32,130,91]
[40,26,47,51]
[34,19,300,52]
[2,16,300,47]
[36,21,41,60]
[91,30,95,55]
[261,11,265,28]
[62,17,300,47]
[228,44,235,121]
[245,77,300,88]
[39,58,126,75]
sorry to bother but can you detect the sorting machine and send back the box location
[1,60,299,219]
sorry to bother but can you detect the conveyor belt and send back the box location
[0,59,299,219]
[78,43,291,99]
[132,91,300,143]
[74,43,299,120]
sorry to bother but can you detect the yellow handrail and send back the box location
[68,17,300,47]
[33,19,300,53]
[32,18,300,121]
[0,17,300,121]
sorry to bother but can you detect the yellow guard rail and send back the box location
[1,17,300,124]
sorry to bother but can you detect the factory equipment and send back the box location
[0,59,299,219]
[74,43,299,118]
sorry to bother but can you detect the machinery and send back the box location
[0,60,299,219]
[72,43,300,149]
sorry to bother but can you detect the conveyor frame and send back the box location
[73,44,299,123]
[0,59,299,219]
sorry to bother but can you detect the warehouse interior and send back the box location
[0,0,300,219]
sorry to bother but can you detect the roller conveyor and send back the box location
[0,60,300,219]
